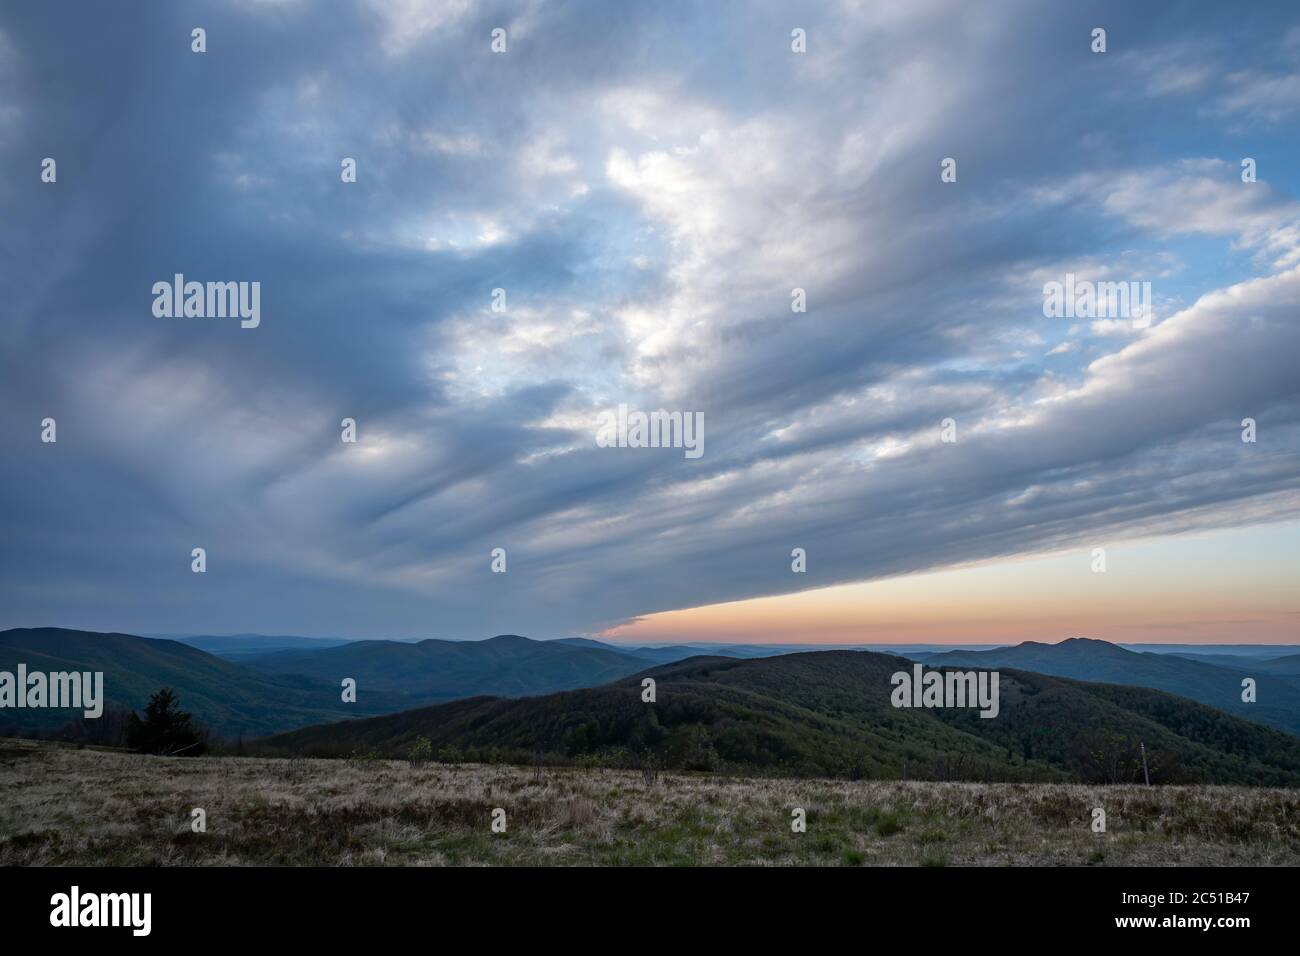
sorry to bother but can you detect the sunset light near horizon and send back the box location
[602,520,1300,646]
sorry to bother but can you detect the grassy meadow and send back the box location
[2,739,1297,866]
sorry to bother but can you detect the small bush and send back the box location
[875,812,904,837]
[407,736,432,767]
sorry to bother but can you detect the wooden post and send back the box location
[1140,741,1150,786]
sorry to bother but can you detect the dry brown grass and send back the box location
[2,740,1297,866]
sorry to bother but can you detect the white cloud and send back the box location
[365,0,473,57]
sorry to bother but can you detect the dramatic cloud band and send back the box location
[1,1,1297,640]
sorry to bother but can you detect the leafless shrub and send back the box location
[636,751,659,788]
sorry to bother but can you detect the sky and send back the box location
[1,1,1298,645]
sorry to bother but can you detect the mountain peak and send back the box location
[1055,637,1125,651]
[484,634,535,645]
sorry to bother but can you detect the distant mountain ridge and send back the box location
[1166,651,1300,675]
[0,628,370,737]
[9,628,1299,769]
[261,650,1300,787]
[0,629,654,737]
[156,633,359,662]
[243,633,650,706]
[909,638,1300,735]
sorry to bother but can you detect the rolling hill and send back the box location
[0,629,670,738]
[909,638,1300,735]
[0,628,372,737]
[1167,651,1300,676]
[260,650,1300,787]
[1256,653,1300,676]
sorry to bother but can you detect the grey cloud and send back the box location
[1,0,1298,638]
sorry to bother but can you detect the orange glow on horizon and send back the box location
[598,523,1300,646]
